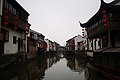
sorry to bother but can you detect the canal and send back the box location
[0,52,110,80]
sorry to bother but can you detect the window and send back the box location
[30,32,34,38]
[13,8,16,15]
[4,30,9,42]
[4,0,7,8]
[9,4,12,12]
[13,36,17,44]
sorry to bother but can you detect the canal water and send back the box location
[0,52,110,80]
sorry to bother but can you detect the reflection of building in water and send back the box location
[74,59,84,73]
[0,57,48,80]
[47,56,60,69]
[84,66,108,80]
[66,56,86,74]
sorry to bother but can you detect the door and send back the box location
[0,41,4,56]
[0,32,4,55]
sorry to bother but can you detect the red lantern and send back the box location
[102,10,106,14]
[103,19,107,23]
[102,10,107,32]
[13,21,18,25]
[104,24,107,31]
[104,24,107,27]
[34,41,38,46]
[14,16,18,20]
[3,22,8,25]
[103,15,107,18]
[3,15,8,19]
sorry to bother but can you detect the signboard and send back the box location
[0,0,3,16]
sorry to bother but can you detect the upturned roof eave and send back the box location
[80,0,113,28]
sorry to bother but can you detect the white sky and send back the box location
[17,0,114,46]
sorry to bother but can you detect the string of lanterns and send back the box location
[102,10,107,32]
[3,9,19,32]
[3,10,8,26]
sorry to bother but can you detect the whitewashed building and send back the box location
[81,28,101,51]
[74,35,84,51]
[0,0,30,55]
[45,39,53,51]
[53,41,60,51]
[66,35,85,51]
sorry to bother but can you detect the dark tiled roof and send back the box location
[80,0,120,28]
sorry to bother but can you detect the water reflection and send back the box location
[0,54,61,80]
[0,52,110,80]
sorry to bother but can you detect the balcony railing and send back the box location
[2,9,29,31]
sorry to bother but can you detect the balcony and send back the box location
[2,9,29,31]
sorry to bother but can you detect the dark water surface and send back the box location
[0,53,109,80]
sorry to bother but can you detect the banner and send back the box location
[0,0,3,16]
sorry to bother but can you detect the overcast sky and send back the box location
[17,0,114,46]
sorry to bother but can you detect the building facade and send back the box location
[45,39,53,51]
[27,29,45,58]
[0,0,30,55]
[66,35,85,51]
[66,38,75,51]
[53,41,60,51]
[80,0,120,78]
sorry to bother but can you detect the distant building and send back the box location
[66,35,85,51]
[66,38,75,51]
[45,39,60,52]
[53,41,60,51]
[27,29,45,58]
[74,35,84,51]
[45,39,54,51]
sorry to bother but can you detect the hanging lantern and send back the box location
[14,16,18,20]
[104,24,107,27]
[13,21,18,26]
[82,29,84,31]
[34,41,38,47]
[102,10,106,14]
[103,19,107,23]
[103,15,107,18]
[82,33,84,36]
[104,24,107,31]
[3,22,8,25]
[3,15,8,19]
[102,10,107,32]
[13,16,18,31]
